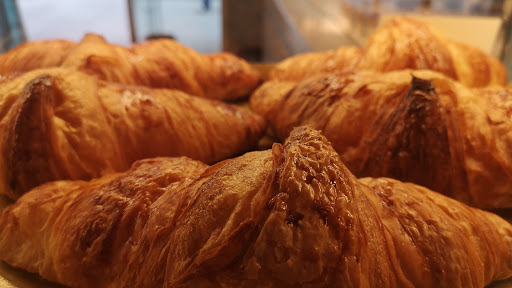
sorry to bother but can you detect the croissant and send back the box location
[0,34,261,101]
[0,126,511,287]
[0,39,76,75]
[250,69,512,210]
[0,67,265,200]
[269,17,506,87]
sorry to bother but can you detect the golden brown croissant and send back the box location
[0,67,265,200]
[270,17,506,87]
[0,39,76,75]
[0,126,511,287]
[250,69,512,209]
[0,34,261,101]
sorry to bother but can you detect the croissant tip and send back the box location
[278,125,354,225]
[410,74,435,92]
[4,74,56,198]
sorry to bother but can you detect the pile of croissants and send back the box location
[0,16,511,288]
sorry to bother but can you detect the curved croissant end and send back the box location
[360,76,469,202]
[1,75,66,199]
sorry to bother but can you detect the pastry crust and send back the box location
[0,126,510,287]
[0,34,261,101]
[0,39,76,75]
[250,69,512,209]
[269,17,506,87]
[0,68,265,199]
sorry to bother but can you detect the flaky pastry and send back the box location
[0,126,510,287]
[0,34,261,100]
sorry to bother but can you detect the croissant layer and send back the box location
[250,69,512,209]
[0,68,266,199]
[0,126,511,287]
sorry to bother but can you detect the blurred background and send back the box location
[0,0,511,66]
[2,0,220,53]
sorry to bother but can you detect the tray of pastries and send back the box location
[0,17,511,287]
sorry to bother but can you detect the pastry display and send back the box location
[1,11,512,287]
[0,68,265,200]
[0,34,262,101]
[250,69,512,209]
[269,17,506,87]
[0,126,510,287]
